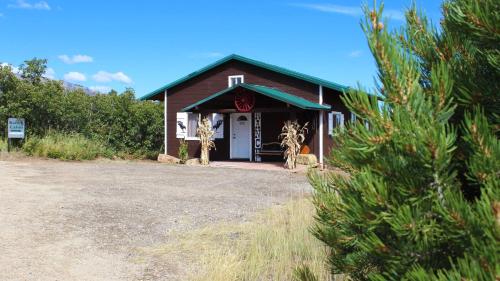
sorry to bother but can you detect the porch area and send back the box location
[176,83,330,163]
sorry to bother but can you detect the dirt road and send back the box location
[0,159,310,280]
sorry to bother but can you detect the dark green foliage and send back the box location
[0,59,164,158]
[309,1,499,280]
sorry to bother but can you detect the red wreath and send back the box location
[234,92,255,112]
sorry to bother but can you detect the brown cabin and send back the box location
[141,54,353,165]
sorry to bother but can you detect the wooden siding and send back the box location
[154,59,345,160]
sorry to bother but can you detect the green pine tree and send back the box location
[308,0,499,280]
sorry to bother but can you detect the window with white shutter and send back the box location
[328,111,345,136]
[177,112,217,140]
[228,75,244,87]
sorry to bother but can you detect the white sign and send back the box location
[8,118,25,139]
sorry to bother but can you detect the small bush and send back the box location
[23,132,112,160]
[178,138,188,164]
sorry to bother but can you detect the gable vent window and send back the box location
[228,75,244,87]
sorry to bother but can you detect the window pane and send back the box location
[229,76,244,87]
[187,113,198,137]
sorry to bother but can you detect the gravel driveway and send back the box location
[0,159,310,280]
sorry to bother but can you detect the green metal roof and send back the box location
[181,83,331,112]
[140,54,349,100]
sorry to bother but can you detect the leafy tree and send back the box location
[19,58,48,84]
[308,1,499,280]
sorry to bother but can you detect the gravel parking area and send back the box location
[0,158,310,280]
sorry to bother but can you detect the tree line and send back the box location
[0,59,163,157]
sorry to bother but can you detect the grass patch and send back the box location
[22,132,113,160]
[0,138,6,152]
[143,198,330,281]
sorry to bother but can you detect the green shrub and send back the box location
[178,138,188,163]
[23,132,112,160]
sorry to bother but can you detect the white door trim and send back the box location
[229,113,252,160]
[163,90,167,154]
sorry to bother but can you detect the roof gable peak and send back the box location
[140,54,349,100]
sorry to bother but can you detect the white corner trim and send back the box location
[164,90,168,155]
[229,114,233,159]
[319,85,324,166]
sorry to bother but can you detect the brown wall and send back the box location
[153,59,347,160]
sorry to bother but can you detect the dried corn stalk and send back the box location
[280,121,308,169]
[197,115,216,165]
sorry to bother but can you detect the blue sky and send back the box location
[0,0,442,98]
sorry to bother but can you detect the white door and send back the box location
[230,113,251,159]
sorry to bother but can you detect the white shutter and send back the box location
[329,112,345,136]
[212,113,224,139]
[176,112,188,139]
[328,112,334,136]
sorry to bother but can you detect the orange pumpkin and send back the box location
[300,145,310,154]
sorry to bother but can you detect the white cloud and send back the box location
[384,10,405,21]
[89,86,112,93]
[189,52,224,59]
[348,50,363,58]
[8,0,51,10]
[43,67,55,79]
[63,71,86,82]
[290,3,404,21]
[92,71,132,84]
[58,54,93,64]
[1,62,20,74]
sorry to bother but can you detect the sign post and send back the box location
[7,118,25,152]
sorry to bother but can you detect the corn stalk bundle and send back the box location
[197,115,215,165]
[280,121,308,169]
